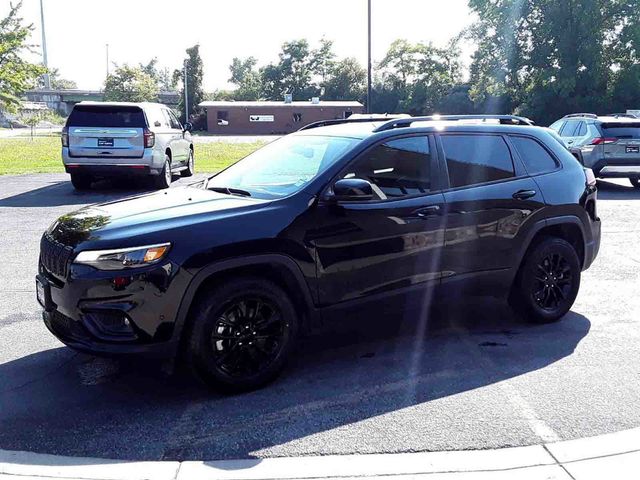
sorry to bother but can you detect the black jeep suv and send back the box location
[37,115,601,391]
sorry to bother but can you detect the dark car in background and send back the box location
[550,113,640,188]
[38,115,601,391]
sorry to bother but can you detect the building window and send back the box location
[217,110,229,126]
[293,113,303,123]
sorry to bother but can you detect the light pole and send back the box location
[367,0,372,113]
[106,43,110,79]
[39,0,50,89]
[183,61,189,122]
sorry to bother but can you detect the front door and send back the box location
[308,135,446,309]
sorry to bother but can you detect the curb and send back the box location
[2,427,640,480]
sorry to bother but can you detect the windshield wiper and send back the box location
[208,186,252,197]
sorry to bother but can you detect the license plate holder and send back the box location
[36,275,54,312]
[626,145,640,153]
[97,137,114,147]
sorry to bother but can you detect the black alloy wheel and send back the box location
[510,237,581,323]
[186,277,298,392]
[211,297,287,378]
[532,253,573,311]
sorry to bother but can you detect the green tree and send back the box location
[0,1,46,112]
[139,58,174,91]
[323,57,366,101]
[260,39,320,100]
[228,56,262,100]
[103,64,158,102]
[173,44,205,123]
[467,0,640,123]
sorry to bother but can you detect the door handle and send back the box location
[415,205,441,217]
[512,189,536,200]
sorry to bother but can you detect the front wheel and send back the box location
[630,177,640,189]
[185,277,299,392]
[509,237,581,324]
[181,148,194,177]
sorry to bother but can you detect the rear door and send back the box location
[558,119,580,147]
[437,133,546,290]
[599,122,640,167]
[67,105,146,159]
[163,109,188,163]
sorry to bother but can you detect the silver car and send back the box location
[61,102,194,190]
[549,113,640,188]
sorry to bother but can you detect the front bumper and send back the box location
[37,259,191,358]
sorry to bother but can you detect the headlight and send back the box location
[74,243,171,270]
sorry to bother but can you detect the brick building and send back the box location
[199,99,364,134]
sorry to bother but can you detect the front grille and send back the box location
[40,233,74,278]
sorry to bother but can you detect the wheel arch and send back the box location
[172,255,319,354]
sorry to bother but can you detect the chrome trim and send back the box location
[600,166,640,175]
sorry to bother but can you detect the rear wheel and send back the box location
[509,237,581,324]
[630,177,640,189]
[153,155,172,189]
[181,148,194,177]
[70,173,92,190]
[186,277,298,392]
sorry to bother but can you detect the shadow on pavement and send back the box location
[0,299,591,462]
[597,180,640,200]
[0,178,155,208]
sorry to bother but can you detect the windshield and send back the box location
[207,135,358,199]
[67,106,146,128]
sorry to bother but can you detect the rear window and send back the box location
[510,136,558,175]
[67,106,147,128]
[600,123,640,139]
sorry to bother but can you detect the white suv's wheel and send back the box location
[153,155,172,189]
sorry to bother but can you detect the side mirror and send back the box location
[332,178,374,201]
[184,122,193,132]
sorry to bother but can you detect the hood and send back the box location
[48,186,269,247]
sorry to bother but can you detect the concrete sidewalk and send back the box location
[2,427,640,480]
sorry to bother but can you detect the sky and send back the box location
[11,0,477,92]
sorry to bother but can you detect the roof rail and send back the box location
[373,114,535,132]
[606,113,637,119]
[563,113,597,119]
[298,115,407,131]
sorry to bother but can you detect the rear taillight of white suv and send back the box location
[143,128,155,148]
[61,127,69,147]
[590,137,617,145]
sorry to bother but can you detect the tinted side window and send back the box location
[510,136,558,175]
[575,121,587,136]
[560,120,579,137]
[441,135,514,188]
[549,120,565,133]
[167,110,182,129]
[343,136,431,198]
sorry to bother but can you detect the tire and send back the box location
[181,148,194,177]
[630,177,640,189]
[185,277,299,392]
[509,237,581,324]
[70,173,92,190]
[153,155,172,189]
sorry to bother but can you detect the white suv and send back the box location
[61,102,194,190]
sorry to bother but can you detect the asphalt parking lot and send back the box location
[1,173,640,462]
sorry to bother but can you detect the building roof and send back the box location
[199,100,363,108]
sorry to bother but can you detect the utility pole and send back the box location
[106,43,110,79]
[39,0,50,89]
[367,0,372,113]
[184,62,189,122]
